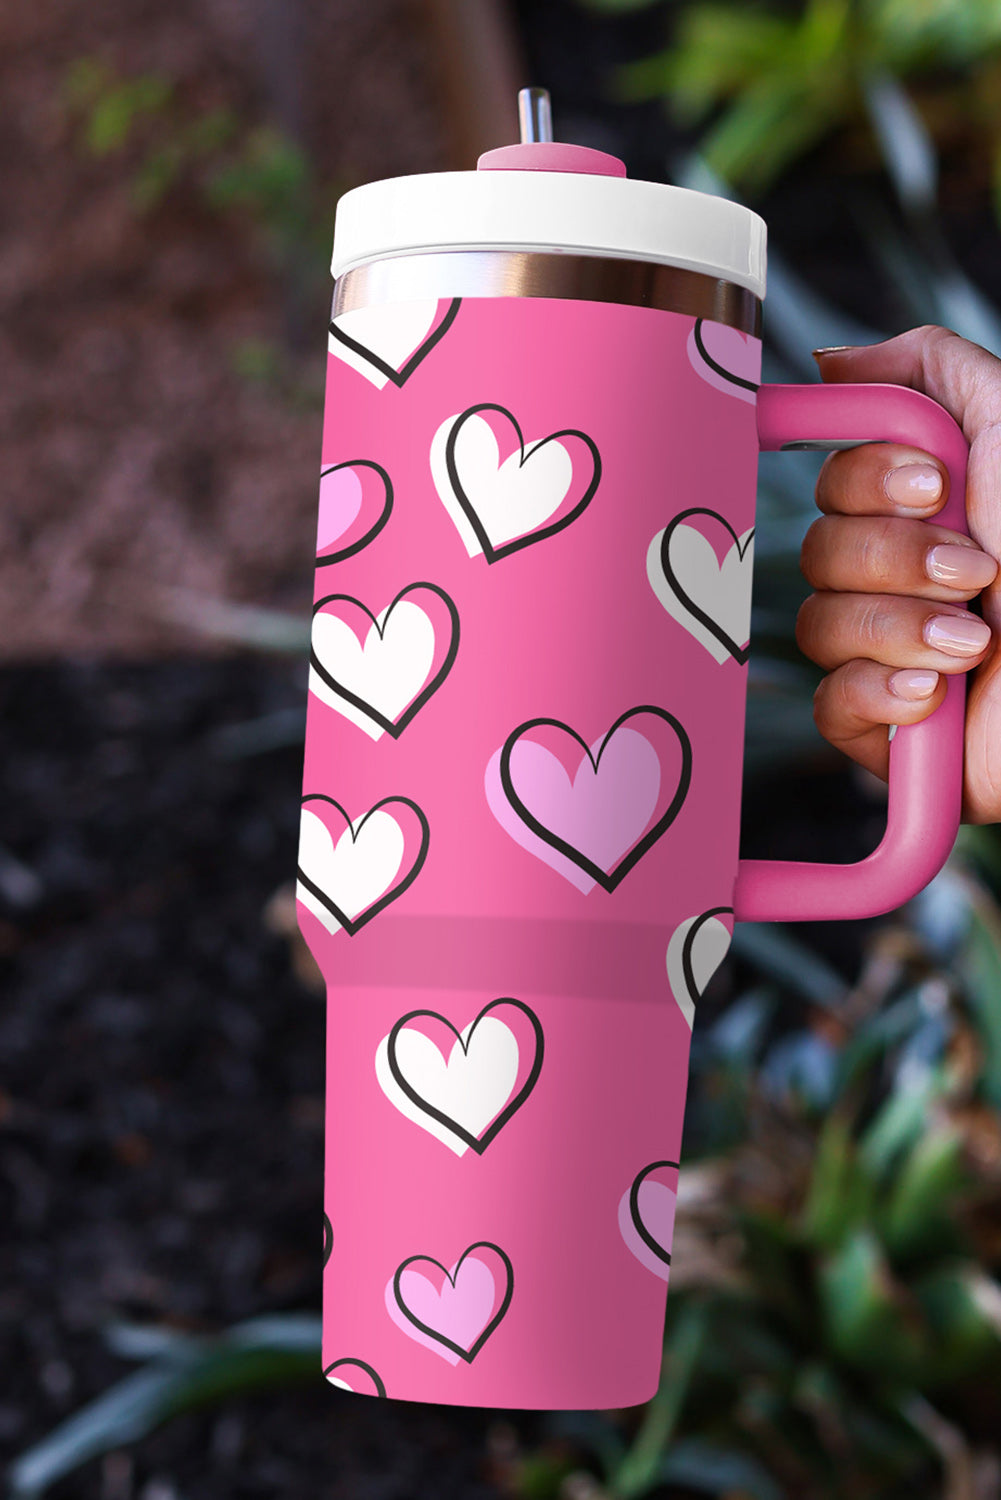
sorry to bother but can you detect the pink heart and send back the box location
[687,319,761,405]
[494,708,692,892]
[486,747,595,893]
[315,460,393,565]
[387,1242,513,1364]
[618,1161,679,1283]
[317,465,362,552]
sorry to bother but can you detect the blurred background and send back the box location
[4,0,1001,1495]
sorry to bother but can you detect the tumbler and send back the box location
[299,88,970,1410]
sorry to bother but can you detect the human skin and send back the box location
[798,325,1001,825]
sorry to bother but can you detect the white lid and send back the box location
[331,169,767,300]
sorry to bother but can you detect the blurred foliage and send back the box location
[62,56,338,273]
[578,0,1001,206]
[490,850,1001,1499]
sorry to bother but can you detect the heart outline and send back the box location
[316,459,394,567]
[499,706,693,892]
[692,317,760,393]
[682,905,733,1010]
[392,1241,514,1363]
[323,1357,387,1397]
[630,1159,680,1268]
[443,402,601,562]
[386,998,544,1155]
[659,508,754,665]
[297,794,430,936]
[328,298,461,388]
[311,582,460,738]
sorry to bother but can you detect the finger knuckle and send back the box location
[855,517,898,587]
[918,323,959,347]
[853,596,889,653]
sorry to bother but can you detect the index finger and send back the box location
[814,326,1001,567]
[815,441,949,519]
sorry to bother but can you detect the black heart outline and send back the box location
[393,1241,514,1364]
[297,793,429,936]
[323,1357,387,1398]
[681,905,733,1013]
[316,459,394,567]
[659,507,754,666]
[444,402,601,563]
[629,1159,681,1268]
[499,706,693,893]
[310,582,460,738]
[386,998,544,1155]
[328,297,462,388]
[323,1212,333,1268]
[693,318,760,393]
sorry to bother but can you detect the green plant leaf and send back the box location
[818,1227,929,1377]
[955,878,1001,1108]
[656,1437,783,1498]
[878,1127,967,1259]
[911,1265,1001,1383]
[856,1063,942,1178]
[8,1364,193,1500]
[862,70,938,212]
[729,923,847,1010]
[608,1302,708,1498]
[800,1110,877,1251]
[8,1316,321,1498]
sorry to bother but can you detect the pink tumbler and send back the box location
[299,89,970,1410]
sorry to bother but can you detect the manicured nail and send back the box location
[812,345,856,358]
[923,613,992,654]
[884,463,943,508]
[889,668,939,700]
[925,543,998,588]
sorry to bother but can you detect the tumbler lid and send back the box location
[331,88,766,299]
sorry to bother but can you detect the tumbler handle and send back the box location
[734,382,970,923]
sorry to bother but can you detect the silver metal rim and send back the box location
[332,250,762,335]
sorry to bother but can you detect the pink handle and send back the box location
[733,382,970,923]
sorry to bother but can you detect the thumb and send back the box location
[812,325,1000,439]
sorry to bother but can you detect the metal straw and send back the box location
[518,87,553,144]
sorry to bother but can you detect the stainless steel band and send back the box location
[332,250,762,335]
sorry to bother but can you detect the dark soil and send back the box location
[0,657,543,1498]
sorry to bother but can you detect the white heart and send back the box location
[647,524,754,665]
[310,599,437,740]
[431,412,573,557]
[666,912,733,1028]
[329,299,442,390]
[298,806,404,927]
[375,1015,520,1156]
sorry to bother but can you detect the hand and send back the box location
[797,325,1001,824]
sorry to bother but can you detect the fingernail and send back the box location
[889,668,939,700]
[812,345,856,358]
[923,612,992,654]
[925,543,998,588]
[884,463,943,508]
